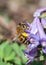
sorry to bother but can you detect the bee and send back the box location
[16,22,30,45]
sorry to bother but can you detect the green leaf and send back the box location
[20,51,27,64]
[0,41,9,49]
[39,13,46,18]
[40,51,43,54]
[39,55,44,61]
[20,44,26,50]
[19,49,27,64]
[4,52,15,61]
[31,61,43,65]
[12,42,21,56]
[14,57,22,65]
[0,61,12,65]
[0,61,6,65]
[0,41,9,59]
[4,44,12,56]
[0,46,4,59]
[2,62,12,65]
[3,44,15,61]
[6,63,12,65]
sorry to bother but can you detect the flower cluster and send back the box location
[23,8,46,65]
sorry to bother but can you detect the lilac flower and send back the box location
[23,46,37,65]
[23,8,46,65]
[34,8,46,17]
[36,18,46,40]
[41,18,46,28]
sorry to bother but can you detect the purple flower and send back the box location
[34,8,46,17]
[23,46,37,65]
[23,8,46,65]
[24,18,40,41]
[42,46,46,54]
[36,17,46,40]
[41,18,46,28]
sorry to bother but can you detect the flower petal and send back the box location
[24,18,38,35]
[36,18,46,40]
[34,8,46,17]
[42,47,46,54]
[26,57,34,65]
[31,18,38,34]
[23,47,37,64]
[24,29,30,33]
[24,21,31,27]
[41,18,46,28]
[28,40,39,49]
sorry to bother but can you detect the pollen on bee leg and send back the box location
[22,32,28,37]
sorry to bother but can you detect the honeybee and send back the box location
[16,22,30,45]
